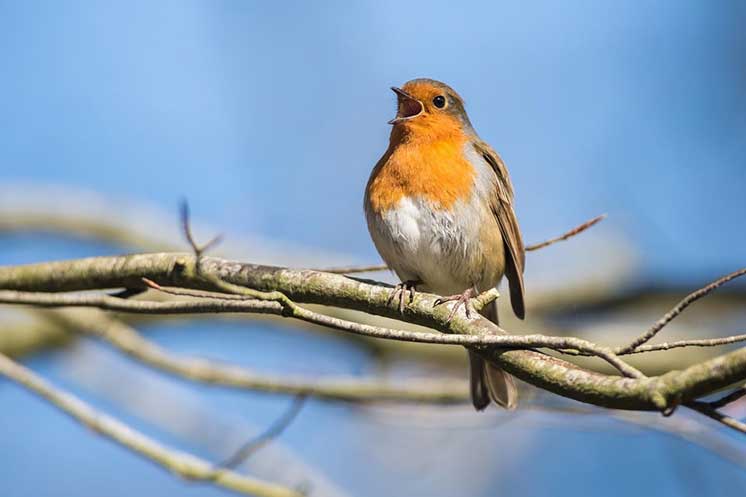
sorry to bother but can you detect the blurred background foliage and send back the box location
[1,1,745,496]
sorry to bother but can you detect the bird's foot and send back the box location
[387,280,419,313]
[434,287,478,322]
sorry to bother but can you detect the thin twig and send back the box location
[142,277,258,300]
[180,203,292,307]
[0,289,281,314]
[220,395,307,469]
[321,264,389,274]
[686,401,746,435]
[617,268,746,354]
[525,214,607,252]
[620,334,746,354]
[147,290,639,378]
[0,352,303,497]
[180,200,223,256]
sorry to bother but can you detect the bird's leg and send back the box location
[387,280,420,313]
[434,286,478,322]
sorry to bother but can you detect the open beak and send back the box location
[388,87,423,125]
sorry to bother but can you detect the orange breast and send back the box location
[367,121,476,213]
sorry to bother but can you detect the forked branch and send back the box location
[1,253,745,420]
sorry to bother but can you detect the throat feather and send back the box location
[368,136,475,213]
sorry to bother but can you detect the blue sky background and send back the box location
[1,1,745,496]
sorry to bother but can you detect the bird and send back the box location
[364,78,525,410]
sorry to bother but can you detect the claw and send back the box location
[387,280,419,313]
[434,287,477,322]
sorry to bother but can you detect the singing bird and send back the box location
[364,79,525,410]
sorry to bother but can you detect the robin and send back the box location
[364,78,525,410]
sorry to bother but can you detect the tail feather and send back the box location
[469,352,492,410]
[483,361,518,409]
[468,300,518,410]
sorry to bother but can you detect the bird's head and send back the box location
[388,79,472,136]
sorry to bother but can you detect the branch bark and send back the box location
[2,253,745,413]
[42,308,471,403]
[0,351,303,497]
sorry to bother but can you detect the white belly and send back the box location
[366,195,497,295]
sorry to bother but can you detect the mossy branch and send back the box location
[1,253,745,417]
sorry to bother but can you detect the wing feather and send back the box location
[473,141,526,319]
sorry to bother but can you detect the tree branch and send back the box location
[220,395,307,469]
[686,401,746,435]
[525,214,607,252]
[145,279,642,378]
[0,287,641,379]
[2,253,745,414]
[0,351,304,497]
[621,334,746,354]
[617,268,746,354]
[41,308,471,403]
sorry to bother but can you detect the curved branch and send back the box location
[617,268,746,354]
[0,288,639,377]
[142,281,640,378]
[0,352,303,497]
[220,395,307,469]
[2,253,746,412]
[43,309,471,403]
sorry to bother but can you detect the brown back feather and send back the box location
[473,141,526,319]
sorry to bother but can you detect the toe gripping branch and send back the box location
[387,280,420,313]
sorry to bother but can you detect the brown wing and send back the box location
[473,141,526,319]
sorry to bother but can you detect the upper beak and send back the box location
[388,87,423,125]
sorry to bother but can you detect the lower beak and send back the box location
[388,87,423,125]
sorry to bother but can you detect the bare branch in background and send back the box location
[42,308,471,403]
[686,401,746,435]
[617,268,746,354]
[322,263,389,274]
[525,214,607,252]
[621,334,746,355]
[179,200,223,257]
[220,395,307,470]
[57,342,351,497]
[0,352,304,497]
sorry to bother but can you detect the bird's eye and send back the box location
[432,95,446,108]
